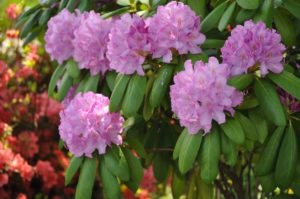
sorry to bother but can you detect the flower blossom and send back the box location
[73,11,112,75]
[170,57,243,134]
[221,20,285,76]
[147,1,205,62]
[59,92,124,157]
[107,14,151,75]
[45,9,80,64]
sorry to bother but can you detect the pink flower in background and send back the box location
[170,57,243,134]
[221,20,285,76]
[35,161,58,190]
[59,92,124,157]
[107,14,150,75]
[10,154,34,181]
[147,1,205,62]
[6,4,21,20]
[0,174,9,187]
[45,9,80,64]
[73,11,112,75]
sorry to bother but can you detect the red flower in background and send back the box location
[35,161,58,190]
[0,174,9,187]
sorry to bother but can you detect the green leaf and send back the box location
[122,74,147,117]
[275,124,298,188]
[259,173,277,193]
[235,112,258,141]
[83,75,100,92]
[254,78,286,126]
[220,130,237,167]
[249,108,268,144]
[274,8,296,46]
[100,160,121,199]
[201,1,228,33]
[196,173,214,199]
[199,127,221,184]
[65,156,84,186]
[66,0,78,12]
[123,148,144,192]
[153,154,170,182]
[57,73,73,101]
[268,70,300,101]
[20,9,41,39]
[235,8,256,24]
[66,59,80,79]
[75,157,97,199]
[236,0,259,9]
[78,0,90,12]
[202,39,225,49]
[220,117,245,145]
[179,131,203,174]
[59,0,69,11]
[187,53,209,63]
[173,129,188,160]
[102,7,131,19]
[22,26,43,47]
[143,74,155,121]
[187,0,206,17]
[105,71,117,92]
[126,137,147,159]
[228,74,254,91]
[172,172,185,199]
[218,2,236,31]
[103,147,130,181]
[283,0,300,20]
[109,74,131,112]
[255,126,285,176]
[253,0,273,27]
[149,64,174,108]
[38,8,52,26]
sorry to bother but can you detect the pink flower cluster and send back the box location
[221,20,285,76]
[147,1,205,62]
[45,1,205,75]
[170,57,243,134]
[59,92,124,157]
[36,161,58,190]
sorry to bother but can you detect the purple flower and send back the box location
[170,57,243,134]
[107,14,150,75]
[73,11,112,75]
[59,92,124,157]
[147,1,205,63]
[45,9,80,64]
[221,20,286,76]
[277,88,300,113]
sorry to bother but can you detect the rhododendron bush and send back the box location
[15,0,300,198]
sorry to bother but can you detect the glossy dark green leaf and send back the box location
[100,161,121,199]
[38,8,52,26]
[218,2,236,31]
[83,75,100,92]
[153,154,170,182]
[65,156,84,185]
[20,10,41,39]
[196,173,214,199]
[275,124,298,188]
[179,131,203,174]
[274,8,296,46]
[283,0,300,20]
[220,117,245,145]
[199,127,220,183]
[220,130,237,167]
[102,7,131,19]
[57,73,73,101]
[173,128,188,160]
[236,0,259,9]
[236,112,258,141]
[228,74,254,91]
[202,39,224,49]
[123,148,143,192]
[187,0,206,17]
[103,147,130,181]
[259,173,277,193]
[109,74,130,112]
[201,1,228,33]
[143,75,155,121]
[105,71,117,92]
[48,65,65,96]
[255,126,285,176]
[126,137,147,160]
[253,0,273,27]
[249,109,268,144]
[66,59,80,79]
[75,157,97,199]
[235,8,256,24]
[172,172,185,199]
[122,74,147,117]
[254,79,286,126]
[268,70,300,101]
